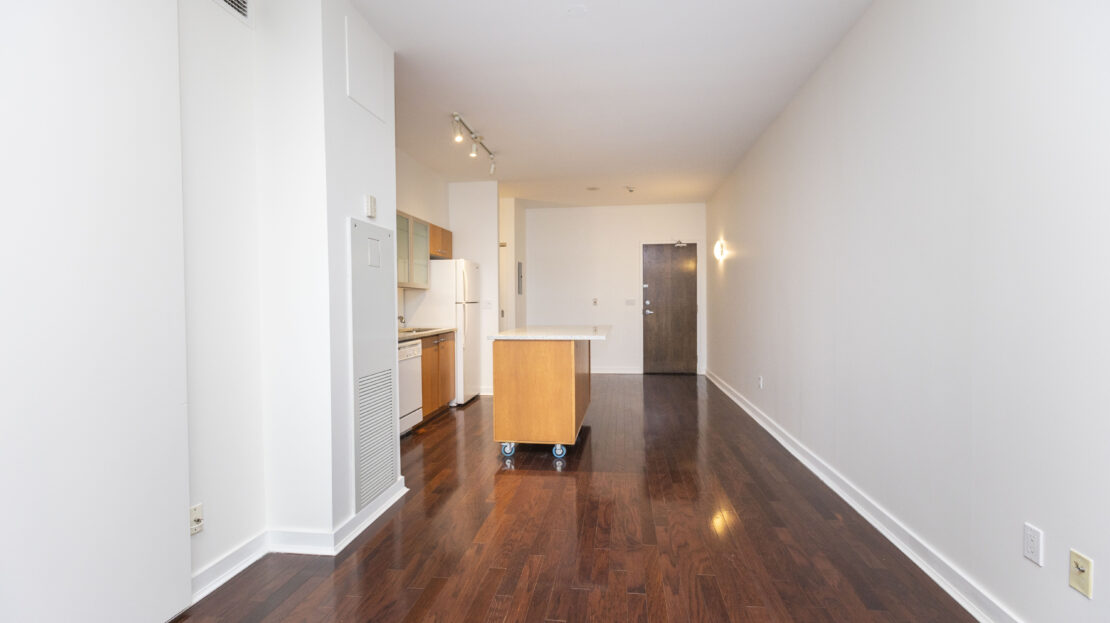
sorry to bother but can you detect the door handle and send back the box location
[644,309,654,315]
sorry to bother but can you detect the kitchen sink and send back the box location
[399,327,436,333]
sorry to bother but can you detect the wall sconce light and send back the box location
[713,239,728,261]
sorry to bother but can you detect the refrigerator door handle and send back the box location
[461,266,468,302]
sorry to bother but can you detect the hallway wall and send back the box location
[707,2,1110,621]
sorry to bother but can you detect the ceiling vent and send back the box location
[220,0,247,19]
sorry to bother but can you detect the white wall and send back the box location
[178,0,266,585]
[514,202,527,327]
[397,148,449,320]
[397,148,449,227]
[0,3,191,621]
[449,182,500,394]
[321,0,399,532]
[706,3,1110,622]
[526,203,707,373]
[498,197,517,330]
[254,0,335,537]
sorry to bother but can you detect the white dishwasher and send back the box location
[398,339,423,434]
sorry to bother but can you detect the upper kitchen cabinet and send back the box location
[396,213,410,283]
[430,225,452,259]
[397,211,430,289]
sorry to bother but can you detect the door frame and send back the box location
[638,238,706,375]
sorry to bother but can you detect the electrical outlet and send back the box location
[1069,549,1093,599]
[1023,523,1043,566]
[190,503,204,536]
[758,375,764,389]
[592,298,598,306]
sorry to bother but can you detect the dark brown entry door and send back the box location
[642,243,696,374]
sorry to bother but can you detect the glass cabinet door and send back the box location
[396,213,410,283]
[412,219,430,287]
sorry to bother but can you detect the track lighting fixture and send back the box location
[450,113,496,174]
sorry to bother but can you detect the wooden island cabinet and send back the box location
[490,326,610,459]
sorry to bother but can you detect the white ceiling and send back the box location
[356,0,872,206]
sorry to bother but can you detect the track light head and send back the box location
[489,157,496,175]
[470,141,478,158]
[452,114,464,143]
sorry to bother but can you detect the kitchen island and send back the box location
[489,325,610,458]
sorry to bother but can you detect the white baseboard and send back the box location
[591,366,642,374]
[267,529,335,556]
[590,367,708,375]
[332,478,407,553]
[191,478,408,603]
[190,531,269,603]
[705,370,1020,623]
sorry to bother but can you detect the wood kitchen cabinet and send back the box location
[429,224,453,259]
[421,331,456,417]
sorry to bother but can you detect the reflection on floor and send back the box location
[176,374,974,622]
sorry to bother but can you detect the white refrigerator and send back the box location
[404,258,481,405]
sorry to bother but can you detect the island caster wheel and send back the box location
[552,444,567,459]
[500,442,516,457]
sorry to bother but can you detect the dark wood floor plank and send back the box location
[692,575,731,623]
[175,376,975,623]
[460,567,509,623]
[400,576,449,623]
[586,569,627,622]
[502,555,547,623]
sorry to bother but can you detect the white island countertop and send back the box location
[489,325,610,341]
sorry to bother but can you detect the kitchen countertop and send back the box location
[489,325,610,341]
[398,327,454,342]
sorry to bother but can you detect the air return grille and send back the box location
[221,0,247,18]
[355,369,396,511]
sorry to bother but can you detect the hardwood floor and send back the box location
[175,375,974,622]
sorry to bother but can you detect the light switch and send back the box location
[1023,523,1043,566]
